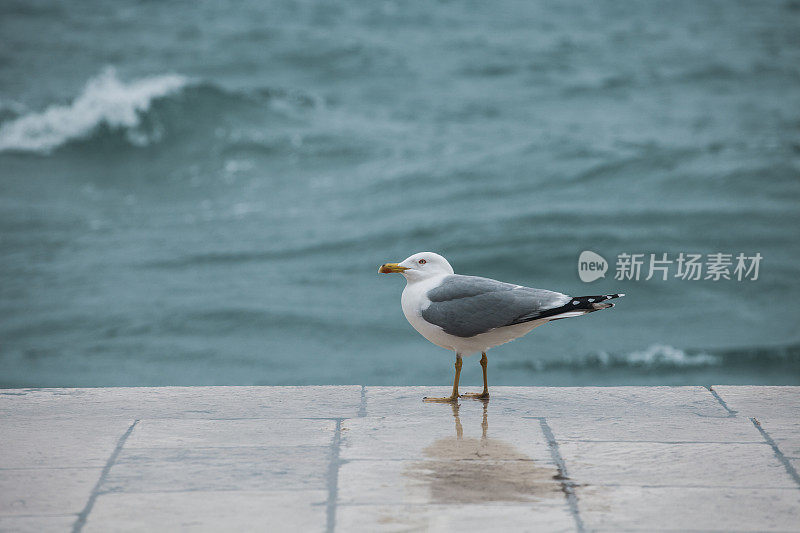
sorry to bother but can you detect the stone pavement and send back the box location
[1,386,798,532]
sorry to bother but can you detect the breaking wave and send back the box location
[566,344,722,370]
[601,344,721,367]
[502,344,800,373]
[0,68,188,153]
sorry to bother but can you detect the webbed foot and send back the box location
[460,391,490,400]
[422,395,460,403]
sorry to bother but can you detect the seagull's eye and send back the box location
[418,259,426,265]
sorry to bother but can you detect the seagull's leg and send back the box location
[423,353,462,402]
[461,352,490,400]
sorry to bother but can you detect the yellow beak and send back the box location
[379,262,408,274]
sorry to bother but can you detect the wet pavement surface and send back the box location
[1,386,798,532]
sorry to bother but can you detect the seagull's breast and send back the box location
[400,276,455,350]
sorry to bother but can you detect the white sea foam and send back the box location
[567,344,722,368]
[623,344,721,367]
[0,68,188,153]
[520,344,724,372]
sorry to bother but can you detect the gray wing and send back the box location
[421,275,571,338]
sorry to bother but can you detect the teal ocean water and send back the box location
[1,0,799,387]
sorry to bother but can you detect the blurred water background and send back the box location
[1,0,799,387]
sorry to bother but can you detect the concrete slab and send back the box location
[339,400,563,512]
[99,419,336,494]
[577,486,800,532]
[492,386,730,418]
[547,415,763,443]
[712,386,800,418]
[83,490,328,533]
[0,468,100,516]
[559,441,796,488]
[337,459,564,506]
[336,503,576,532]
[0,386,362,420]
[104,445,330,493]
[0,515,78,533]
[0,418,134,468]
[341,414,552,464]
[125,418,335,448]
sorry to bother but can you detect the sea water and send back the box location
[1,0,799,386]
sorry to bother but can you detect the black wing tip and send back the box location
[571,293,624,302]
[566,293,624,311]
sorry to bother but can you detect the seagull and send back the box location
[379,252,623,402]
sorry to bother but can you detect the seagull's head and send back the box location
[379,252,454,281]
